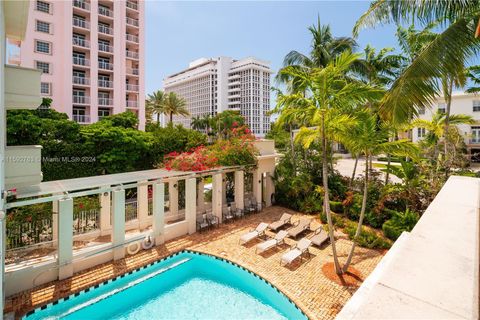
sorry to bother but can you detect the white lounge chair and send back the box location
[280,238,312,266]
[239,222,268,245]
[256,230,288,254]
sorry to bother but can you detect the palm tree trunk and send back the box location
[443,78,453,176]
[385,153,391,184]
[170,112,173,124]
[321,114,342,274]
[350,155,358,188]
[156,113,160,125]
[343,153,369,272]
[289,124,296,176]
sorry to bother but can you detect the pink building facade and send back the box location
[9,0,145,129]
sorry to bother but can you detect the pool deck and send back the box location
[5,206,385,320]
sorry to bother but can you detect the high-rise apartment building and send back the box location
[8,0,145,129]
[163,56,272,137]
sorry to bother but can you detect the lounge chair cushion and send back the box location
[311,229,329,246]
[281,238,312,265]
[256,230,288,253]
[288,219,311,237]
[239,222,268,244]
[269,213,292,231]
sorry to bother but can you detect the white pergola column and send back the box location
[112,189,125,260]
[265,173,275,207]
[137,181,149,229]
[212,173,223,223]
[152,181,165,245]
[58,198,73,280]
[252,169,263,210]
[234,171,244,210]
[52,200,59,245]
[185,178,197,234]
[99,190,111,236]
[197,179,205,213]
[168,180,178,216]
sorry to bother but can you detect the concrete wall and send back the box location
[337,176,480,320]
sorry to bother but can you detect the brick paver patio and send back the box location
[5,206,385,319]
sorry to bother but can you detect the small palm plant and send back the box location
[163,92,189,125]
[145,90,165,124]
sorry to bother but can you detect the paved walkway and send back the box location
[335,158,401,183]
[5,206,385,320]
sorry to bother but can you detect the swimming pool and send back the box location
[24,251,307,320]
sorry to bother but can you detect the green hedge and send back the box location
[345,221,392,249]
[382,209,419,241]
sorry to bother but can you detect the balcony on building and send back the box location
[98,24,113,36]
[72,17,90,30]
[72,95,90,105]
[126,67,139,76]
[72,56,90,67]
[126,16,139,28]
[98,5,113,18]
[98,43,113,54]
[98,97,114,107]
[126,83,139,92]
[72,76,90,86]
[126,100,139,108]
[126,1,139,11]
[72,114,91,124]
[72,37,90,49]
[98,61,114,71]
[126,33,139,44]
[126,50,139,60]
[98,79,113,89]
[73,0,90,11]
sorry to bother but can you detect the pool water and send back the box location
[25,251,307,320]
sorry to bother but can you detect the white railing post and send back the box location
[58,197,73,280]
[112,189,125,260]
[168,180,178,216]
[197,179,205,213]
[152,182,165,245]
[234,171,244,210]
[212,173,223,223]
[137,181,149,229]
[99,190,111,235]
[185,178,197,234]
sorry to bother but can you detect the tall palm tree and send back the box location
[340,111,418,272]
[191,116,206,131]
[466,65,480,93]
[163,92,189,125]
[354,0,480,124]
[276,51,383,274]
[145,90,165,125]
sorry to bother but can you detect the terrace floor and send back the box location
[5,206,385,320]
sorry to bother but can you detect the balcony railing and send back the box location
[73,114,90,123]
[126,1,138,10]
[126,50,139,59]
[126,84,139,92]
[469,139,480,144]
[73,17,90,29]
[73,38,90,48]
[72,95,90,104]
[98,24,113,35]
[98,43,113,53]
[73,76,90,85]
[98,79,113,88]
[126,34,139,43]
[73,0,90,11]
[98,61,113,70]
[126,68,139,75]
[126,17,139,27]
[126,100,138,108]
[98,6,113,17]
[73,57,90,66]
[98,98,113,106]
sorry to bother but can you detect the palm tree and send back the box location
[354,0,480,124]
[466,65,480,93]
[191,116,206,131]
[340,111,418,272]
[163,92,189,125]
[145,90,165,125]
[276,51,383,274]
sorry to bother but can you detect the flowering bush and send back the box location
[163,125,258,171]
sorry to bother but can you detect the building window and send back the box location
[40,82,51,95]
[473,101,480,112]
[35,40,51,54]
[438,103,446,114]
[98,108,111,119]
[417,127,426,138]
[472,126,480,143]
[36,0,51,13]
[36,20,50,33]
[35,61,50,74]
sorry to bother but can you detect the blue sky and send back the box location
[145,1,400,94]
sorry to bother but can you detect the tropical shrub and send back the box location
[164,146,218,171]
[329,201,344,214]
[345,221,392,249]
[382,209,420,241]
